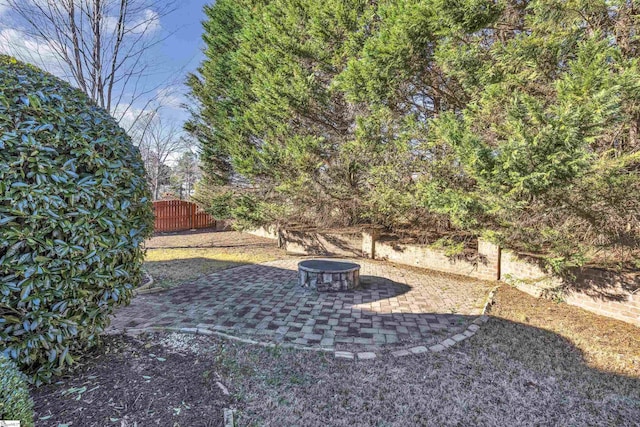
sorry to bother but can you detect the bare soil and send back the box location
[32,335,231,426]
[31,285,640,426]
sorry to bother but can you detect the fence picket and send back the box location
[152,200,216,232]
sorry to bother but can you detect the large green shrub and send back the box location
[0,354,35,427]
[0,56,154,384]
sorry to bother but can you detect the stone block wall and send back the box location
[362,229,378,259]
[275,228,500,281]
[500,250,562,298]
[498,250,639,326]
[374,240,492,280]
[477,239,501,281]
[564,269,640,326]
[245,226,639,327]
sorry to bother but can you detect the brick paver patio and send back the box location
[108,259,494,351]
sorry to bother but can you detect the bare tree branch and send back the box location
[131,110,187,199]
[3,0,178,129]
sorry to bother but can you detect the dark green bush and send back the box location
[0,354,35,427]
[0,56,154,384]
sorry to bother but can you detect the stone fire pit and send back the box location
[298,259,361,292]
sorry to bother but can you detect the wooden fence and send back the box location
[152,200,216,232]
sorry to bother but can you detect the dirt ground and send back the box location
[143,231,288,289]
[32,290,640,426]
[29,230,640,426]
[32,334,231,427]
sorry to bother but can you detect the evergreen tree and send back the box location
[188,0,640,269]
[171,151,202,199]
[427,0,640,266]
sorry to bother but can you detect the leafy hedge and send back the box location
[0,354,35,427]
[0,56,154,384]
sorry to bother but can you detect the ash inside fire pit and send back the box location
[298,259,361,292]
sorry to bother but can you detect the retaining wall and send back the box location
[501,251,639,326]
[245,226,640,326]
[246,226,279,240]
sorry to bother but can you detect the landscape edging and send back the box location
[109,314,493,362]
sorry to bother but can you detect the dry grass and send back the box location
[34,312,640,427]
[145,230,278,250]
[142,230,288,288]
[131,230,640,424]
[207,285,639,425]
[96,285,639,426]
[144,248,284,289]
[151,306,640,426]
[488,285,640,377]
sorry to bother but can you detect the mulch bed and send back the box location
[31,335,231,427]
[29,283,640,426]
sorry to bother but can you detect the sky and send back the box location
[0,0,211,128]
[142,0,211,123]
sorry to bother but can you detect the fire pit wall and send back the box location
[298,261,360,292]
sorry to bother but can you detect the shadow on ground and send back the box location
[143,257,249,290]
[113,261,493,350]
[146,230,281,250]
[101,253,640,426]
[32,308,640,426]
[216,312,640,426]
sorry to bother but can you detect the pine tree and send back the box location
[188,0,640,269]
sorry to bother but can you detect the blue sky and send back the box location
[146,0,210,123]
[161,0,209,72]
[0,0,212,128]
